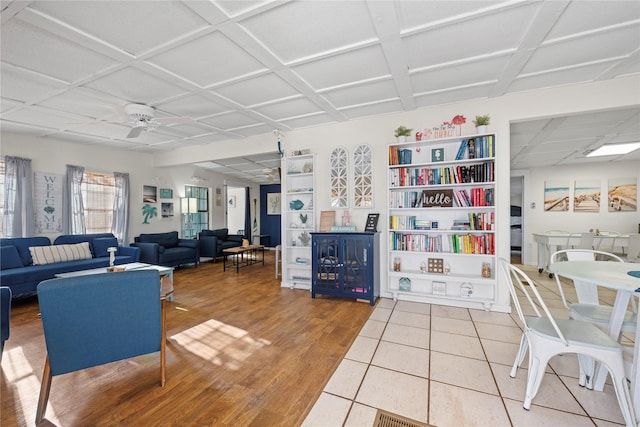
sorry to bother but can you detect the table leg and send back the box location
[632,301,640,418]
[160,298,166,387]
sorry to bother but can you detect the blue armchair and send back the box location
[0,286,11,362]
[132,231,199,267]
[35,270,164,424]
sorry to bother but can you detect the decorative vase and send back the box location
[476,125,487,134]
[397,135,407,143]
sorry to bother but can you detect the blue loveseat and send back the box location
[198,228,243,259]
[131,231,199,267]
[0,233,140,299]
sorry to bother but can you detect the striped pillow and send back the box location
[29,242,93,265]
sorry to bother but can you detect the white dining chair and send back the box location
[572,232,595,250]
[499,259,636,426]
[595,230,621,255]
[622,234,640,263]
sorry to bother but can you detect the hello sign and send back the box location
[422,189,453,208]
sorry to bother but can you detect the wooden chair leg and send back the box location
[35,357,52,424]
[160,300,166,387]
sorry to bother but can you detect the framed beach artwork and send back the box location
[161,202,174,218]
[159,188,173,199]
[267,193,281,215]
[143,185,157,203]
[608,177,637,212]
[544,181,569,212]
[574,180,600,212]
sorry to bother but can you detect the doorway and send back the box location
[510,176,524,264]
[226,185,246,235]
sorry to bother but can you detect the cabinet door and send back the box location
[341,235,371,296]
[313,235,340,291]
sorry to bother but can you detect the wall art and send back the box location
[608,177,637,212]
[574,180,600,212]
[143,185,157,203]
[544,181,569,211]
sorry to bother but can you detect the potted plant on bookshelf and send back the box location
[394,125,412,143]
[473,114,490,134]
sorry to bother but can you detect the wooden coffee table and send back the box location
[223,245,265,273]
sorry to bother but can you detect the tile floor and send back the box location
[302,264,631,427]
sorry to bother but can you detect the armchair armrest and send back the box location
[198,236,219,258]
[117,246,141,262]
[130,242,160,264]
[178,239,200,263]
[227,235,244,243]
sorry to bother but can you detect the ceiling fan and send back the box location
[69,103,193,138]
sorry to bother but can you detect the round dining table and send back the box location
[551,261,640,412]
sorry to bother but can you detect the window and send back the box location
[182,185,208,238]
[82,171,115,234]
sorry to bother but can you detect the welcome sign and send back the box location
[422,189,454,208]
[34,172,63,233]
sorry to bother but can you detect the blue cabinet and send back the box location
[311,232,380,306]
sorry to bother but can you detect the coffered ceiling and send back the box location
[1,1,639,183]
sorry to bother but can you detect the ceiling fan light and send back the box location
[586,142,640,157]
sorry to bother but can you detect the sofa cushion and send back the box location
[92,237,119,258]
[138,232,179,248]
[160,247,195,265]
[0,245,23,270]
[30,242,93,265]
[201,228,228,241]
[1,237,51,266]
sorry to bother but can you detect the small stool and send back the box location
[275,245,282,278]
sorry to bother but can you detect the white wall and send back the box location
[226,186,246,234]
[0,133,256,242]
[2,76,638,311]
[522,160,639,266]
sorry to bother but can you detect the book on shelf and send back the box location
[467,138,476,159]
[455,139,468,160]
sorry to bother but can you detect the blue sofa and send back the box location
[131,231,199,267]
[0,233,140,299]
[198,228,243,259]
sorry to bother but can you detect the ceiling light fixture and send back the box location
[586,142,640,157]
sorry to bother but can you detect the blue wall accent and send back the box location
[260,184,281,247]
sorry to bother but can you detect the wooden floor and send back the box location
[1,251,375,426]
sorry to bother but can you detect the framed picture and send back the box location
[228,195,236,209]
[159,188,173,199]
[143,185,157,203]
[161,202,174,218]
[364,213,380,232]
[267,193,281,215]
[431,147,444,162]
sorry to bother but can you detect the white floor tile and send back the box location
[430,330,485,360]
[381,322,430,349]
[431,315,477,337]
[358,319,386,339]
[469,309,519,327]
[428,381,510,427]
[430,305,471,320]
[395,300,431,315]
[430,352,498,394]
[371,341,429,378]
[504,398,594,427]
[560,376,627,425]
[344,335,379,363]
[355,365,428,423]
[376,297,396,310]
[344,403,378,427]
[369,307,393,322]
[475,322,523,343]
[301,392,351,427]
[389,310,430,329]
[324,359,369,400]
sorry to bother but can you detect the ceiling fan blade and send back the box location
[127,126,145,138]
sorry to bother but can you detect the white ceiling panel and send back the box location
[0,69,65,103]
[32,1,208,56]
[292,45,390,90]
[523,26,640,75]
[215,74,300,107]
[1,0,638,179]
[149,31,266,87]
[546,1,640,39]
[410,57,508,94]
[254,98,323,121]
[322,80,398,109]
[1,19,116,82]
[240,1,376,63]
[84,67,188,103]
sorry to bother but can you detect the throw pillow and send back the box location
[0,245,24,269]
[92,237,119,258]
[30,242,93,265]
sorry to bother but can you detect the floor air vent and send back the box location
[372,409,431,427]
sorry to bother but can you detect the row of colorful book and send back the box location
[389,232,443,252]
[449,233,495,255]
[389,215,433,230]
[389,147,413,165]
[453,188,495,207]
[455,135,495,160]
[389,161,494,187]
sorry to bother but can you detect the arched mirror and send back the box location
[330,147,348,208]
[353,144,373,208]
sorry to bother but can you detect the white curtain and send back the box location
[63,164,86,234]
[111,172,130,245]
[2,156,34,238]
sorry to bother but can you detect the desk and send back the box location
[550,261,640,411]
[533,233,629,276]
